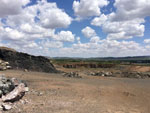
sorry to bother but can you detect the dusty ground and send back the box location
[1,68,150,113]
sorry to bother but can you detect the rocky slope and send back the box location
[0,47,57,73]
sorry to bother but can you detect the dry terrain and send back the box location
[1,67,150,113]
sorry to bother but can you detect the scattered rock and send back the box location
[37,92,43,96]
[63,72,82,78]
[0,59,12,71]
[2,83,27,102]
[0,75,15,97]
[2,103,12,111]
[89,71,114,77]
[121,72,150,78]
[24,69,28,72]
[122,91,135,97]
[89,71,150,79]
[0,75,29,111]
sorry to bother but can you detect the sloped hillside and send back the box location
[0,47,58,73]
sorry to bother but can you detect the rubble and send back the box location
[2,83,27,102]
[0,75,28,111]
[2,103,12,111]
[89,71,114,77]
[122,72,150,78]
[89,71,150,79]
[0,75,15,97]
[0,60,12,71]
[63,72,82,78]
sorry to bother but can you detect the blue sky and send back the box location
[0,0,150,57]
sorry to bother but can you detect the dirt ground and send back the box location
[1,68,150,113]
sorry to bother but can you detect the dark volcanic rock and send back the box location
[0,48,57,73]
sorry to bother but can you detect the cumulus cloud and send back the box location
[76,37,81,44]
[0,27,25,41]
[91,13,145,40]
[54,39,149,57]
[105,18,145,40]
[82,26,96,38]
[0,0,74,55]
[24,42,38,49]
[6,1,72,29]
[90,0,148,40]
[90,36,100,43]
[40,39,63,49]
[38,1,72,29]
[53,31,75,42]
[0,0,30,17]
[73,0,109,19]
[20,23,55,38]
[91,14,108,27]
[111,0,150,21]
[144,39,150,44]
[0,0,149,57]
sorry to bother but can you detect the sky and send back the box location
[0,0,150,57]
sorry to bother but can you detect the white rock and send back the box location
[5,62,9,65]
[2,103,12,111]
[24,87,29,92]
[6,66,11,69]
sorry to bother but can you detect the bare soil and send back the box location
[1,68,150,113]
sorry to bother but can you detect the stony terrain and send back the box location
[0,68,150,113]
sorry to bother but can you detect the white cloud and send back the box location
[91,14,108,26]
[40,39,63,49]
[53,39,149,57]
[76,37,81,44]
[0,0,150,57]
[0,27,25,41]
[144,39,150,44]
[20,23,55,38]
[6,1,72,29]
[0,0,30,17]
[91,13,145,40]
[38,1,72,29]
[90,0,148,40]
[104,18,145,40]
[90,36,100,43]
[0,0,74,54]
[24,42,38,48]
[53,31,75,42]
[6,5,38,27]
[73,0,109,18]
[0,25,55,42]
[145,45,150,49]
[111,0,150,21]
[82,26,96,38]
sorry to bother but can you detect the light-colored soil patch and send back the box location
[0,70,150,113]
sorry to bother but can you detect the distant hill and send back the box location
[52,56,150,64]
[0,47,58,73]
[52,56,150,61]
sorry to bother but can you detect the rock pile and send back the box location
[89,71,114,77]
[0,75,15,96]
[0,60,11,71]
[63,72,82,78]
[122,72,150,78]
[0,47,58,73]
[0,75,28,111]
[89,71,150,79]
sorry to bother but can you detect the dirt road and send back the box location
[1,70,150,113]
